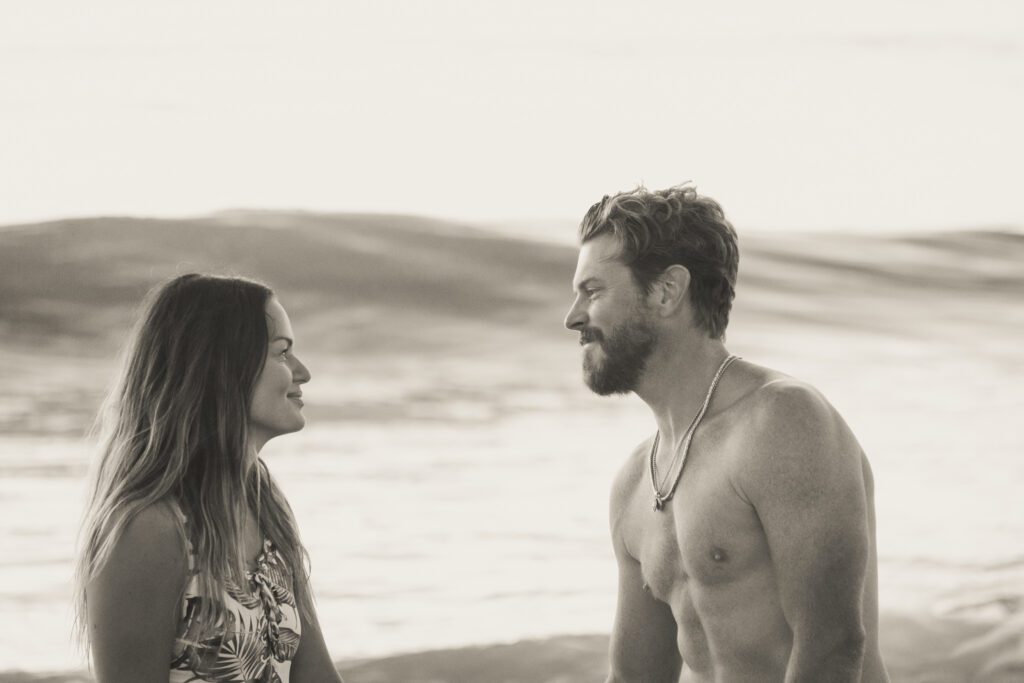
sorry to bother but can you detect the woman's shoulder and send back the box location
[124,499,182,537]
[104,500,188,579]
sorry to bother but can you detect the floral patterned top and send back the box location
[169,502,302,683]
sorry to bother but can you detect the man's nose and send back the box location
[564,295,586,332]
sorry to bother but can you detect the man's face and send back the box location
[564,234,657,395]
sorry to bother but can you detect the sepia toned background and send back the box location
[2,1,1022,681]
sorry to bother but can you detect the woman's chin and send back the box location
[249,419,306,451]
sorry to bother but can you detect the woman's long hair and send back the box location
[73,273,314,649]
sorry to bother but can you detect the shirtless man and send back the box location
[564,185,889,682]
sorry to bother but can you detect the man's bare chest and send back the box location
[625,456,769,601]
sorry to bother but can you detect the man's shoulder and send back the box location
[609,435,655,528]
[726,367,866,497]
[727,367,846,447]
[611,436,654,496]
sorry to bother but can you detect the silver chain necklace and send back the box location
[650,354,739,511]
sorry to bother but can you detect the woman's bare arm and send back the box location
[86,503,186,683]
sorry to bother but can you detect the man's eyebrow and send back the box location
[574,277,602,292]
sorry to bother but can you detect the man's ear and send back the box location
[651,265,691,316]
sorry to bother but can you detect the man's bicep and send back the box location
[746,400,870,640]
[762,482,868,632]
[607,544,681,683]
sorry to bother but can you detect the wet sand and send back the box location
[1,613,1021,682]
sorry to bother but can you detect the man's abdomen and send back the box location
[670,570,792,682]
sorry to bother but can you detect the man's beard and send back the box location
[581,312,657,396]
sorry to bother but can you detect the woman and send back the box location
[73,274,343,682]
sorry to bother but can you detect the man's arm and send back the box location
[740,381,869,683]
[606,459,682,683]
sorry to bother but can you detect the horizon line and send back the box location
[1,207,1021,239]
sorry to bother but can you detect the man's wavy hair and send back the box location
[579,184,739,339]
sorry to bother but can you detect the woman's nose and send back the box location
[292,355,311,384]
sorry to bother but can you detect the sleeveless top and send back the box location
[168,502,303,683]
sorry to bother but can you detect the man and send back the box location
[564,185,889,682]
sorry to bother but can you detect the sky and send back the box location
[2,0,1022,232]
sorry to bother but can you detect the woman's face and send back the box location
[249,297,311,451]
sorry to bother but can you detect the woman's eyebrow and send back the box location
[271,336,293,348]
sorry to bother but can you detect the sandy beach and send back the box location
[0,614,1018,683]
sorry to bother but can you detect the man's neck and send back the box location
[635,334,730,448]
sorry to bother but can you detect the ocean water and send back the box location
[1,324,1022,673]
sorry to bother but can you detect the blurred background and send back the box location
[1,1,1022,681]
